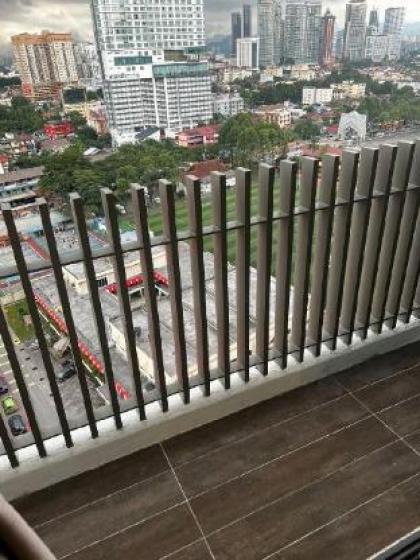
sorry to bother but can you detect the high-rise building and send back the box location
[342,0,367,62]
[12,32,78,100]
[73,42,102,90]
[237,37,260,69]
[319,9,336,66]
[90,0,212,144]
[368,8,380,34]
[383,7,406,35]
[258,0,283,67]
[231,12,243,56]
[285,0,322,64]
[243,4,252,37]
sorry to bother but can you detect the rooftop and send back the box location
[12,341,420,560]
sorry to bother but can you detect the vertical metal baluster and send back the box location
[101,189,146,420]
[131,185,168,412]
[0,410,17,468]
[185,176,210,395]
[2,204,73,447]
[324,150,359,350]
[159,180,190,404]
[340,147,378,345]
[235,168,251,381]
[356,145,397,339]
[0,303,46,457]
[255,164,275,374]
[308,155,339,356]
[38,199,98,437]
[372,142,415,333]
[70,194,122,430]
[291,158,318,362]
[211,172,230,389]
[401,213,420,323]
[388,140,420,327]
[273,160,297,370]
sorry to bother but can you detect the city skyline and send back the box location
[0,0,419,55]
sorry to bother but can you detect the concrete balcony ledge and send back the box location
[2,318,420,502]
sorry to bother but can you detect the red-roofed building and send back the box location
[182,160,229,182]
[43,121,74,139]
[177,125,221,148]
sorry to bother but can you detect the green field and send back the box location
[120,183,285,269]
[5,301,34,342]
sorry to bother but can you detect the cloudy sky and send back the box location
[1,0,419,53]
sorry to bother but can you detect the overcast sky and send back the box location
[1,0,419,53]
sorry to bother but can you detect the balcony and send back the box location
[1,141,420,559]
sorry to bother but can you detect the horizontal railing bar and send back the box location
[1,184,420,282]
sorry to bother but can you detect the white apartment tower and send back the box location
[285,0,322,64]
[258,0,283,68]
[342,0,367,62]
[90,0,212,143]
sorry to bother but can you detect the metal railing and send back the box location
[1,140,420,469]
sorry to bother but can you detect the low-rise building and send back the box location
[212,94,245,117]
[302,87,333,105]
[222,68,254,84]
[43,121,74,138]
[176,125,221,148]
[254,104,292,128]
[331,81,366,100]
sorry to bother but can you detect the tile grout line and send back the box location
[188,414,372,500]
[204,438,402,540]
[156,538,205,560]
[335,379,420,458]
[340,358,420,394]
[33,467,176,530]
[160,443,216,560]
[171,390,350,469]
[58,499,188,560]
[260,471,420,560]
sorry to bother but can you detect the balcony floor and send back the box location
[12,342,420,560]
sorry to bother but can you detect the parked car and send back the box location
[1,396,18,415]
[0,375,8,395]
[8,415,27,436]
[56,366,76,382]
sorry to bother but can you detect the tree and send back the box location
[67,111,87,129]
[293,119,321,141]
[0,96,44,134]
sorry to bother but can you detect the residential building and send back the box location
[243,4,252,37]
[332,80,366,99]
[0,166,44,216]
[11,32,79,101]
[365,34,390,62]
[302,87,333,105]
[176,125,220,148]
[222,68,254,83]
[258,0,283,67]
[43,121,75,139]
[342,0,367,62]
[285,0,322,65]
[91,0,212,143]
[87,105,109,136]
[383,7,406,35]
[237,37,260,70]
[231,12,242,56]
[254,104,292,128]
[319,9,336,66]
[213,93,245,117]
[73,42,102,90]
